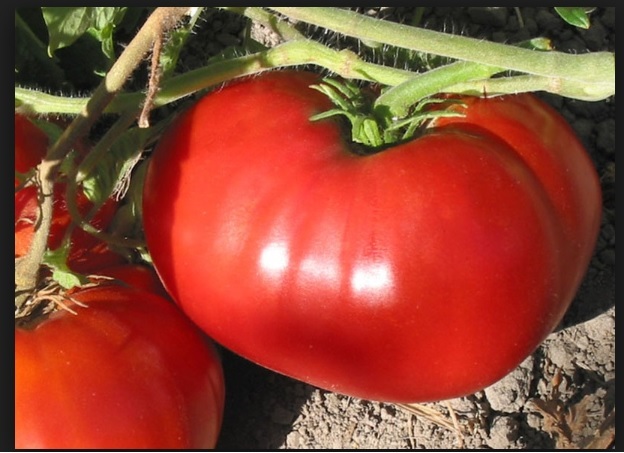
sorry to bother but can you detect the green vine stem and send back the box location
[16,8,615,123]
[63,109,147,251]
[15,91,90,115]
[269,7,615,102]
[374,61,504,118]
[15,7,190,309]
[16,39,415,116]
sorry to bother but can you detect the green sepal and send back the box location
[310,77,469,149]
[43,245,89,290]
[310,78,385,148]
[80,126,153,206]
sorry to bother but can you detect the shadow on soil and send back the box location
[216,348,315,449]
[558,263,614,332]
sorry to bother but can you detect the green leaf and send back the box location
[42,7,126,60]
[81,127,152,206]
[43,246,89,289]
[160,8,204,78]
[15,10,66,89]
[89,6,126,30]
[88,22,116,61]
[86,7,127,61]
[515,37,553,52]
[51,268,87,290]
[42,7,92,56]
[554,7,594,29]
[107,159,149,242]
[159,26,190,77]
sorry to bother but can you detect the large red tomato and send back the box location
[15,285,225,449]
[142,70,601,403]
[14,114,123,273]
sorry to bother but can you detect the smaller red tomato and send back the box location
[15,285,225,449]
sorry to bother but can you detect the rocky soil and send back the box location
[181,7,615,450]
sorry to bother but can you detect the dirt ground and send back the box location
[182,8,615,449]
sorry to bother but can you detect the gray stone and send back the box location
[484,355,534,412]
[487,415,520,449]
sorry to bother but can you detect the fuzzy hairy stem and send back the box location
[270,7,615,101]
[17,38,415,117]
[375,60,504,117]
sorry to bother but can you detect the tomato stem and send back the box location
[16,22,614,122]
[15,7,190,308]
[310,78,387,148]
[270,7,615,102]
[309,77,468,149]
[16,39,414,116]
[64,109,150,250]
[374,61,503,118]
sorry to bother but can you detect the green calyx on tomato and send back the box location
[143,70,601,403]
[309,76,464,150]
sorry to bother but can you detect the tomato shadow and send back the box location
[215,347,314,450]
[556,243,615,332]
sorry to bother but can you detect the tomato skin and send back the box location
[432,95,602,306]
[15,285,225,449]
[14,114,123,273]
[143,71,602,402]
[91,263,170,299]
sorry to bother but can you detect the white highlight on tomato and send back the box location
[351,263,393,294]
[260,242,290,274]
